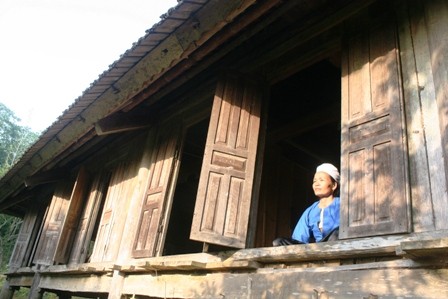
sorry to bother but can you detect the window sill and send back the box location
[7,230,448,276]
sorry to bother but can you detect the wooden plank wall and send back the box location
[89,134,146,263]
[397,0,448,232]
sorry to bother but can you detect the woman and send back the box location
[273,163,340,246]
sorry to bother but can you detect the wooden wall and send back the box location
[398,0,448,232]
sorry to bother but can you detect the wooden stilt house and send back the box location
[1,0,448,298]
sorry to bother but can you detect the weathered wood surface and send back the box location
[340,11,409,239]
[33,259,448,298]
[190,74,263,249]
[9,232,448,297]
[7,274,34,288]
[8,206,40,270]
[120,260,448,299]
[423,1,448,224]
[110,232,448,273]
[232,231,448,263]
[54,167,89,264]
[69,171,110,264]
[38,262,114,275]
[90,141,144,263]
[32,178,76,266]
[420,0,448,231]
[397,0,448,233]
[132,125,179,258]
[38,274,112,294]
[397,237,448,258]
[115,252,232,273]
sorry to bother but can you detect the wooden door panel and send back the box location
[340,17,409,238]
[33,179,75,265]
[9,208,39,269]
[190,74,264,248]
[54,167,89,264]
[134,194,160,251]
[132,127,178,258]
[90,162,128,262]
[69,171,110,264]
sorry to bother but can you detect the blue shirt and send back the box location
[291,197,340,243]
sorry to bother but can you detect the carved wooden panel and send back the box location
[68,171,110,264]
[132,127,178,258]
[9,206,40,270]
[340,17,410,238]
[33,179,75,266]
[190,74,263,248]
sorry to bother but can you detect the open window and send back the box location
[163,119,209,255]
[255,58,342,247]
[142,12,411,253]
[165,62,341,252]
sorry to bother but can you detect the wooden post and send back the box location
[28,272,43,299]
[0,280,15,299]
[107,270,125,299]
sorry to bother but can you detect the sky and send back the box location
[0,0,178,133]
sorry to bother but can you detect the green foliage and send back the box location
[0,214,22,272]
[0,103,40,288]
[0,102,39,178]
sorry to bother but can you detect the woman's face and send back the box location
[312,172,337,198]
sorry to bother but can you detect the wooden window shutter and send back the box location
[339,17,410,239]
[9,206,40,270]
[132,126,178,258]
[33,178,76,265]
[68,171,110,264]
[90,162,129,262]
[34,168,87,265]
[190,74,264,248]
[53,167,90,264]
[88,140,144,262]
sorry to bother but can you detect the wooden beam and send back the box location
[94,112,152,136]
[38,274,112,294]
[7,275,34,288]
[144,260,206,271]
[396,238,448,259]
[24,169,68,187]
[203,260,261,271]
[38,262,114,275]
[231,231,448,263]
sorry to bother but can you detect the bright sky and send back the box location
[0,0,178,133]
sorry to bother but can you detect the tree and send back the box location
[0,215,22,271]
[0,103,39,177]
[0,103,40,270]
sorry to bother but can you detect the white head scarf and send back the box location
[316,163,340,183]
